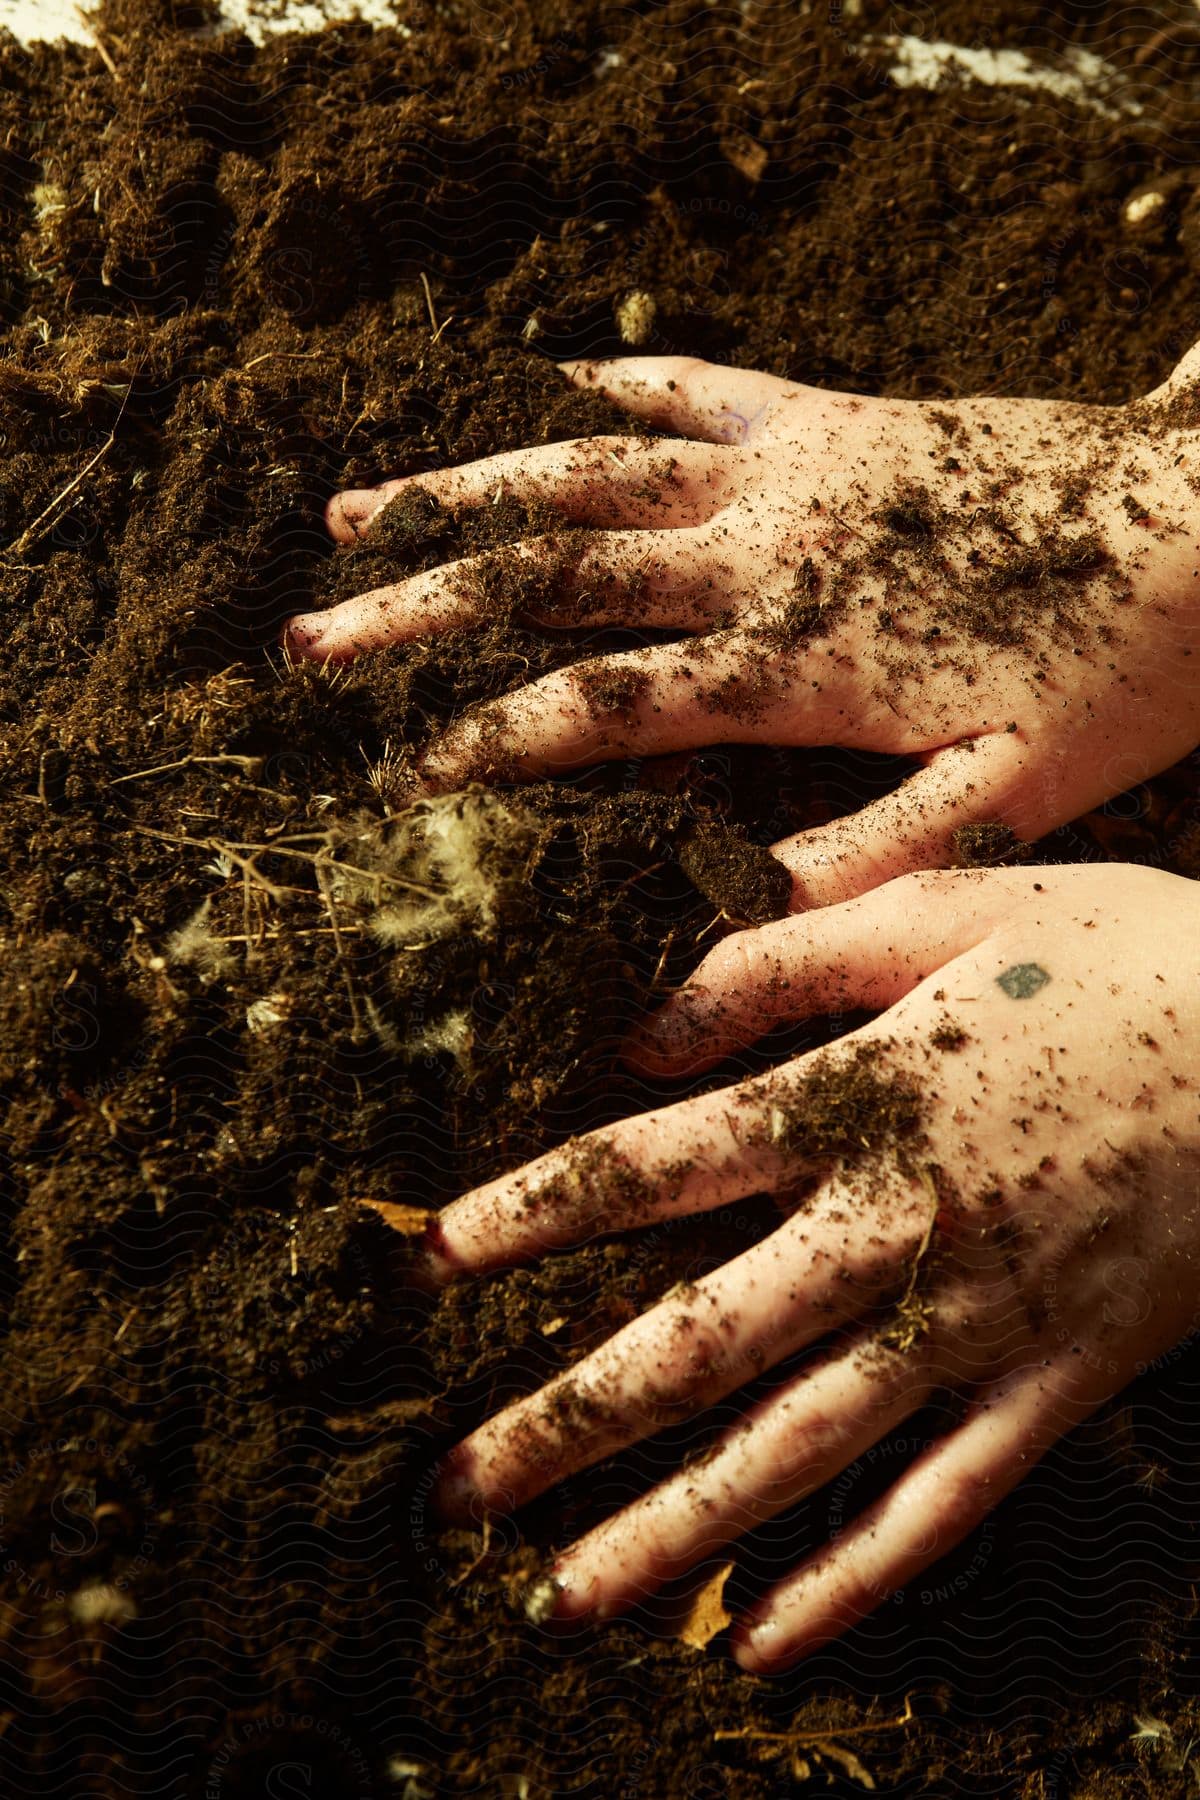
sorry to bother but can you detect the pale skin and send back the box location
[282,349,1200,1667]
[285,346,1200,905]
[426,863,1200,1672]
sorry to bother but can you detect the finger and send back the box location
[546,1336,934,1622]
[771,732,1037,909]
[428,1065,813,1279]
[324,436,739,542]
[428,1023,933,1283]
[730,1351,1093,1673]
[557,355,806,445]
[628,866,1037,1076]
[283,523,732,661]
[436,1177,936,1520]
[418,632,847,786]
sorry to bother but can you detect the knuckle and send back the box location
[707,932,761,991]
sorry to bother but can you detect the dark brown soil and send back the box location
[2,1,1200,1795]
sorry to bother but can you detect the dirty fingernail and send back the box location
[282,613,327,656]
[621,1016,676,1073]
[625,992,705,1064]
[431,1456,477,1524]
[338,487,386,532]
[408,1242,458,1293]
[555,359,599,382]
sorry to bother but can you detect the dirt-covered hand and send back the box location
[425,862,1200,1672]
[284,349,1200,907]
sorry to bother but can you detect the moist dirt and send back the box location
[2,0,1200,1794]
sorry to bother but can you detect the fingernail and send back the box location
[337,488,384,535]
[540,1561,598,1622]
[621,1017,675,1074]
[555,358,598,383]
[408,1242,456,1293]
[282,613,327,657]
[410,748,460,800]
[431,1456,477,1524]
[413,1214,467,1290]
[624,994,703,1070]
[733,1616,781,1673]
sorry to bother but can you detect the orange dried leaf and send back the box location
[721,131,767,183]
[357,1198,435,1237]
[677,1561,735,1649]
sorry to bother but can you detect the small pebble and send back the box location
[1123,190,1166,228]
[67,1583,137,1627]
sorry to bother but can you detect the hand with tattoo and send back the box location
[285,347,1200,906]
[425,863,1200,1671]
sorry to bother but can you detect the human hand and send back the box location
[423,862,1200,1672]
[284,349,1200,907]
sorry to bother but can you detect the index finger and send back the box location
[417,632,851,787]
[628,866,1038,1076]
[558,355,805,444]
[426,1024,918,1281]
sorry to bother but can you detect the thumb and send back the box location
[769,733,1043,910]
[626,864,1034,1077]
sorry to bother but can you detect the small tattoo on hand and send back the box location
[996,962,1050,1000]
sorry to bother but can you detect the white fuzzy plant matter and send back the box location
[876,35,1141,118]
[343,788,536,1067]
[0,0,409,48]
[359,788,531,948]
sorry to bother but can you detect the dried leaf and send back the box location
[326,1396,443,1435]
[721,130,768,183]
[357,1198,435,1237]
[677,1561,735,1649]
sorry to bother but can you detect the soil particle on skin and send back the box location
[860,488,1124,655]
[951,819,1033,867]
[752,554,831,649]
[508,1134,659,1231]
[2,0,1200,1793]
[573,658,653,721]
[758,1039,925,1164]
[958,525,1116,643]
[875,489,937,539]
[929,1017,971,1052]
